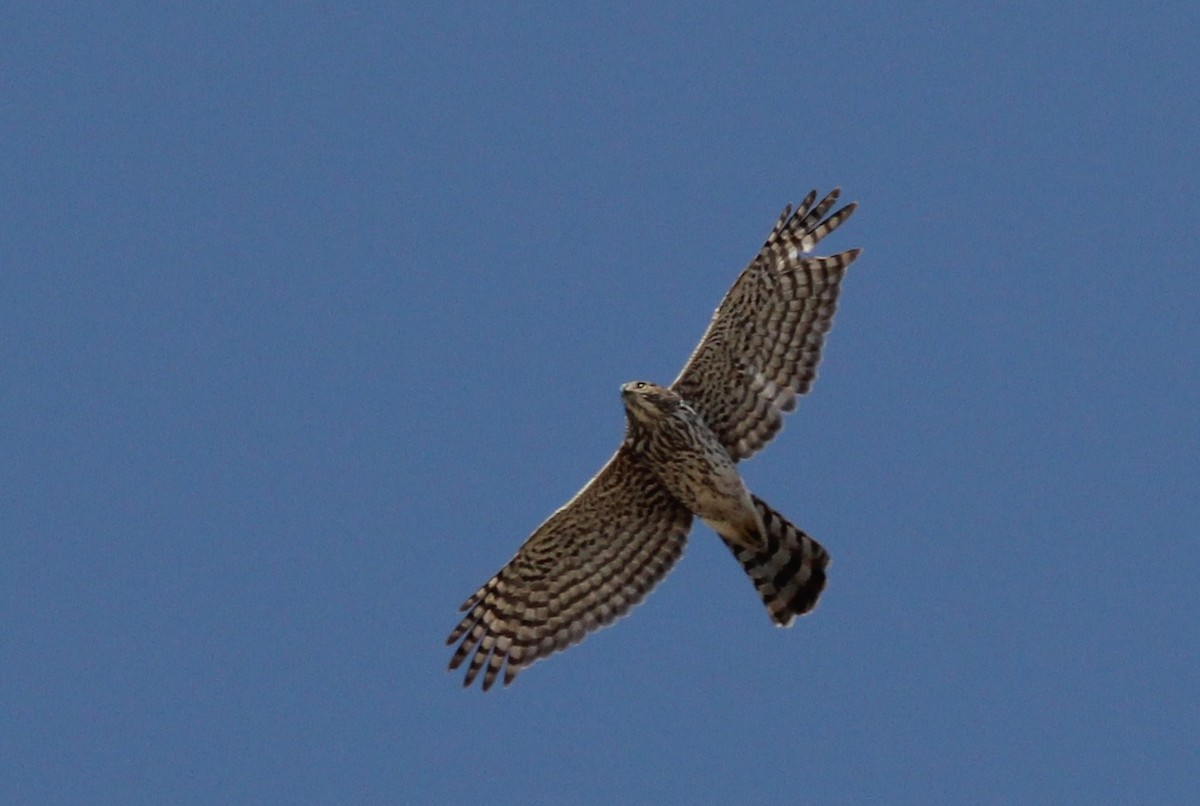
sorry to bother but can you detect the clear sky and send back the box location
[3,3,1198,804]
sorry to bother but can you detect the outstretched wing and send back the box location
[672,189,861,461]
[447,447,693,690]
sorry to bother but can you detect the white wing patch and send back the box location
[749,367,796,412]
[732,367,799,456]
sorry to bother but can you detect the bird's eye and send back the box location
[635,382,646,389]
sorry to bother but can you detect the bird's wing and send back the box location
[671,189,860,461]
[447,446,693,690]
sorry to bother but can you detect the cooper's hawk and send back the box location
[448,189,860,690]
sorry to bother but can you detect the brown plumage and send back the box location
[448,189,860,690]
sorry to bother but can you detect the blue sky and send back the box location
[3,3,1198,803]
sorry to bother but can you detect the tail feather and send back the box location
[721,495,829,626]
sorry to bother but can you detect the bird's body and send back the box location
[621,381,765,551]
[448,189,861,690]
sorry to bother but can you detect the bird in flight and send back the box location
[447,189,861,690]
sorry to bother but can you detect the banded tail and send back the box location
[721,495,829,626]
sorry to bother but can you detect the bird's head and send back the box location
[620,381,680,424]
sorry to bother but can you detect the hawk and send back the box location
[448,189,860,690]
